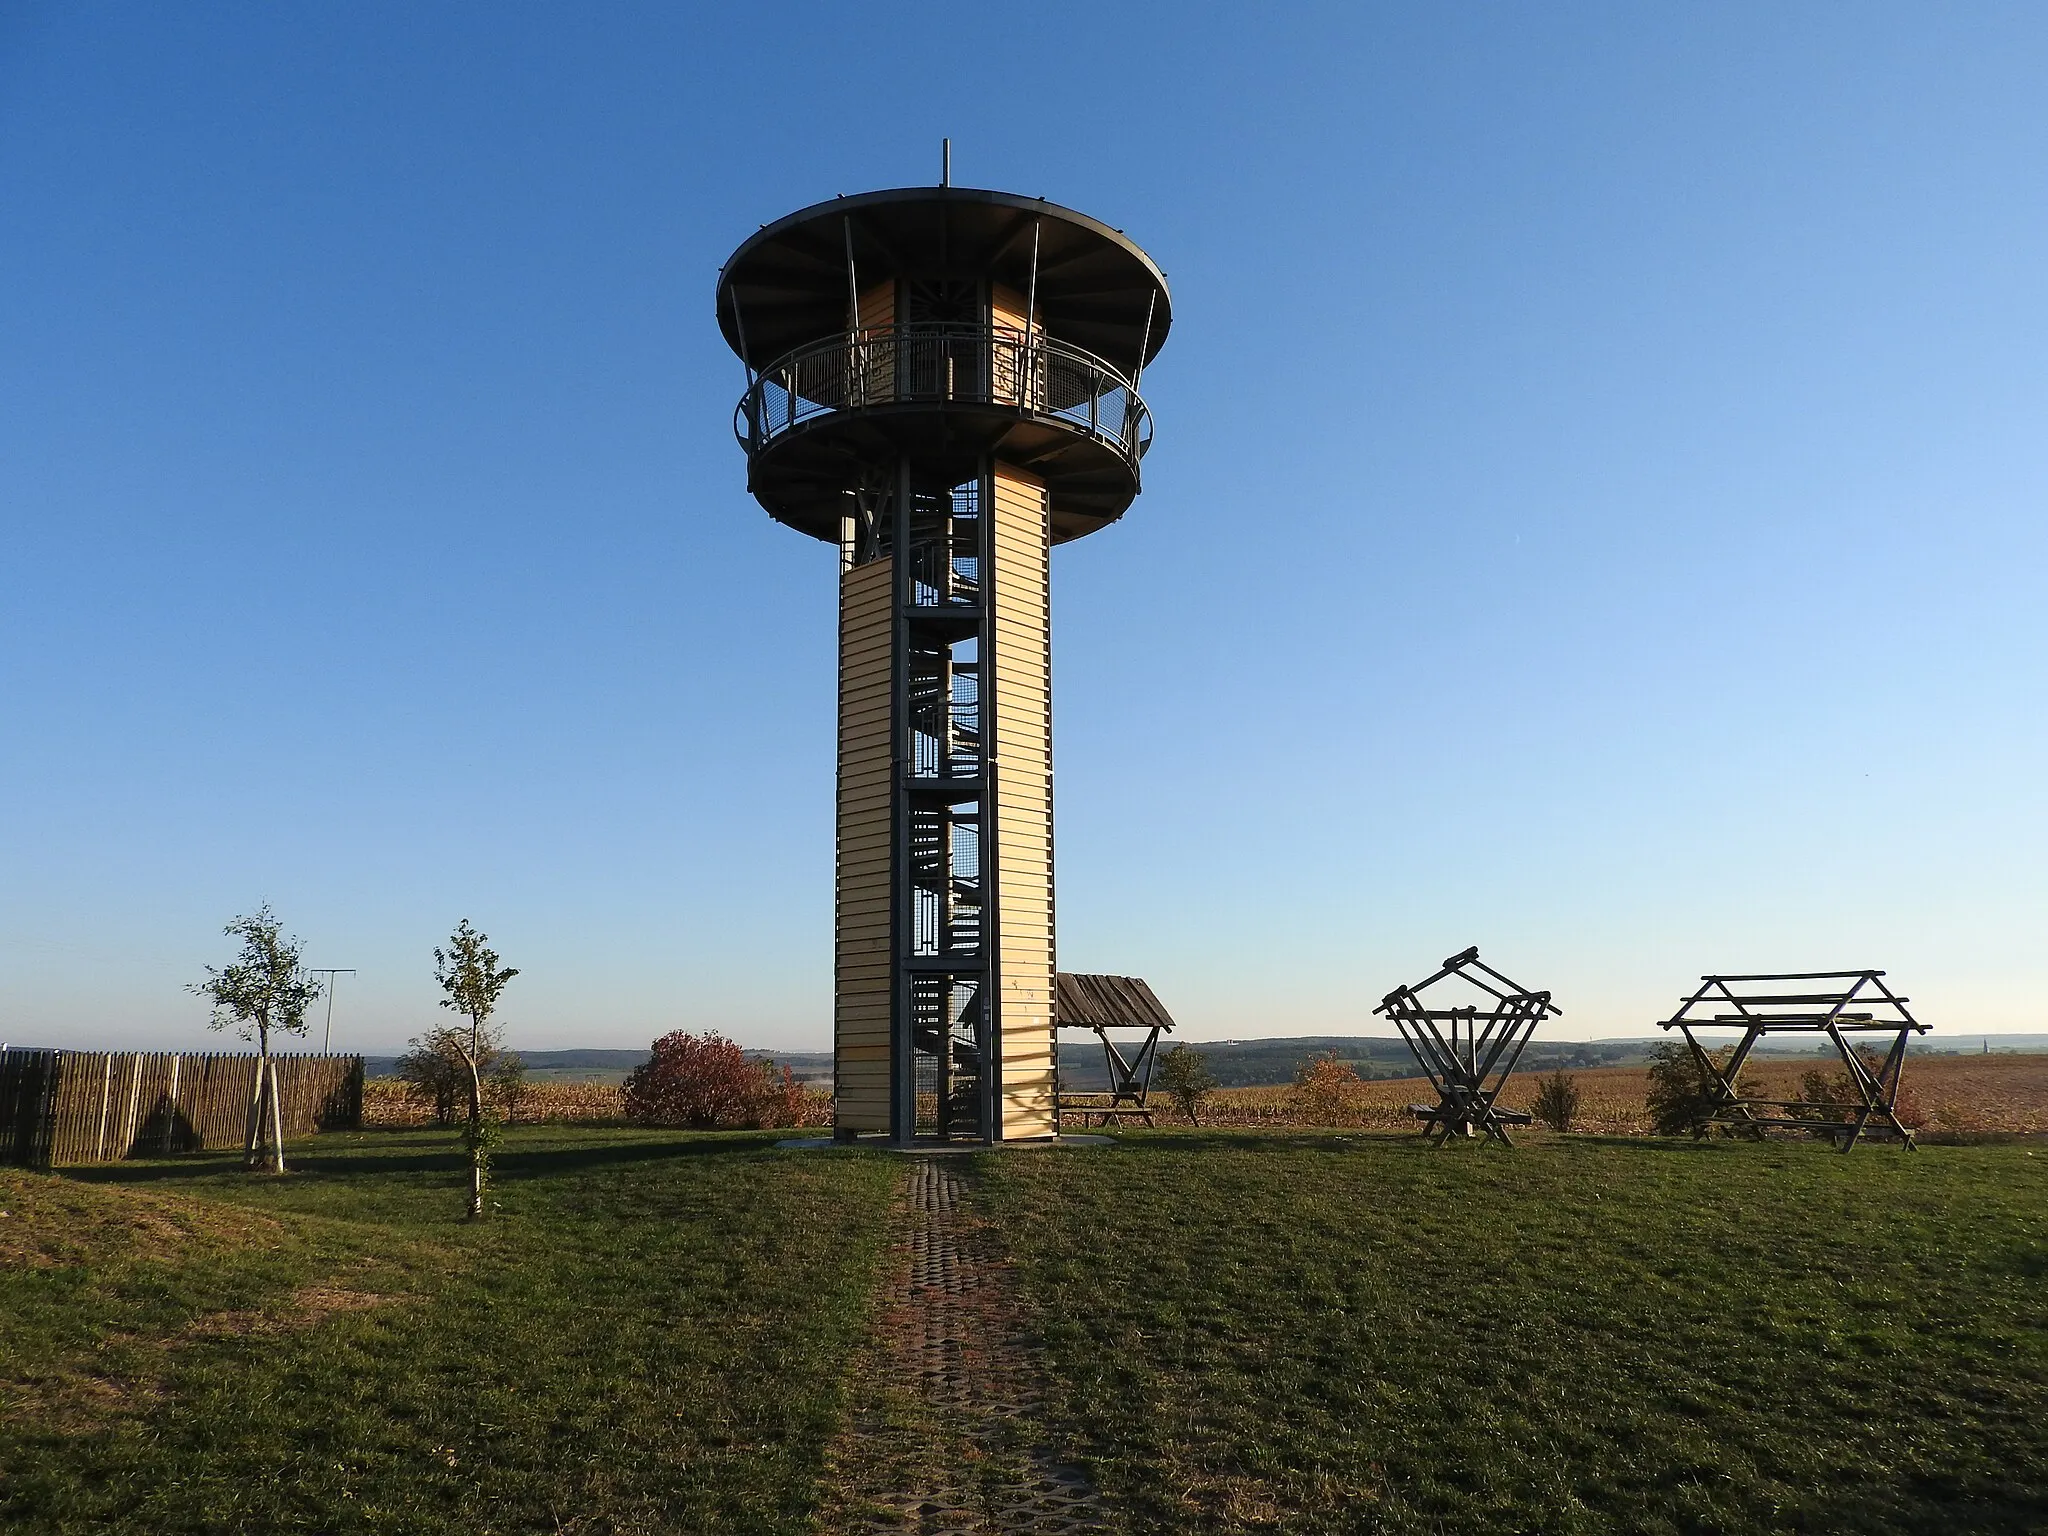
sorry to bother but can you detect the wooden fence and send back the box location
[0,1048,362,1168]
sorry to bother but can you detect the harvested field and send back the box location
[355,1057,2048,1137]
[360,1077,834,1129]
[361,1076,625,1126]
[1155,1052,2048,1136]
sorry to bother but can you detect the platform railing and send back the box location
[736,323,1151,469]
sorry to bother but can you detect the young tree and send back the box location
[491,1049,530,1125]
[433,919,519,1218]
[395,1031,524,1126]
[395,1032,470,1125]
[1530,1069,1582,1133]
[188,904,323,1173]
[1290,1051,1365,1127]
[1156,1043,1219,1126]
[1644,1042,1756,1136]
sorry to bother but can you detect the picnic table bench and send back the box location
[1656,969,1928,1150]
[1052,972,1175,1130]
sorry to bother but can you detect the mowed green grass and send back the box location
[0,1127,896,1535]
[985,1133,2048,1536]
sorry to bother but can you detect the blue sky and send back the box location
[3,4,2043,1053]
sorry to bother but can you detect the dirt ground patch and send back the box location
[181,1282,395,1341]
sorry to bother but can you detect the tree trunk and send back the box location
[244,1055,265,1168]
[246,1022,272,1169]
[465,1047,485,1220]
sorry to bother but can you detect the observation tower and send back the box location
[717,170,1169,1143]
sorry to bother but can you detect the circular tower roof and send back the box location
[716,186,1172,374]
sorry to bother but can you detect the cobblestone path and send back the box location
[819,1159,1108,1536]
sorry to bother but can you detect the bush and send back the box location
[492,1052,529,1124]
[1530,1069,1582,1132]
[1645,1042,1757,1136]
[395,1027,522,1126]
[395,1035,467,1125]
[1794,1049,1927,1133]
[1156,1044,1219,1126]
[1289,1053,1365,1126]
[623,1031,809,1130]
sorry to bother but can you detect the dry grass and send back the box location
[0,1168,285,1270]
[181,1284,394,1341]
[1158,1052,2048,1136]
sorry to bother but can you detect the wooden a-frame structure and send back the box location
[1375,947,1560,1145]
[1657,969,1928,1150]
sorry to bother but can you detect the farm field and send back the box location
[1167,1051,2048,1136]
[988,1135,2048,1535]
[356,1052,2048,1137]
[0,1128,894,1534]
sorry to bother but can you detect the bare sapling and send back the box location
[432,919,519,1219]
[188,904,324,1173]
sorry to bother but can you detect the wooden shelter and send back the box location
[718,174,1170,1143]
[1374,947,1560,1145]
[1656,970,1928,1149]
[1052,972,1175,1128]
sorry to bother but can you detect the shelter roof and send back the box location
[1054,973,1176,1032]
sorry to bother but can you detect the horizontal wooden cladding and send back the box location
[987,464,1054,1134]
[837,552,895,1111]
[857,280,896,332]
[836,1101,889,1133]
[990,283,1036,335]
[838,554,894,1097]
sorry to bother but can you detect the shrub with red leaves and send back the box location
[623,1031,810,1129]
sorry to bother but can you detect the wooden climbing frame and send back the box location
[1657,969,1928,1150]
[1374,947,1560,1145]
[1052,972,1175,1129]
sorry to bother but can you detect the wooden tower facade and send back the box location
[718,184,1169,1142]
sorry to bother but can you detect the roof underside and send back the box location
[718,187,1171,374]
[1054,972,1177,1032]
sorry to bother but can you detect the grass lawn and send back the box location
[0,1127,896,1535]
[986,1132,2048,1536]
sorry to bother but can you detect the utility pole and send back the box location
[309,969,356,1054]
